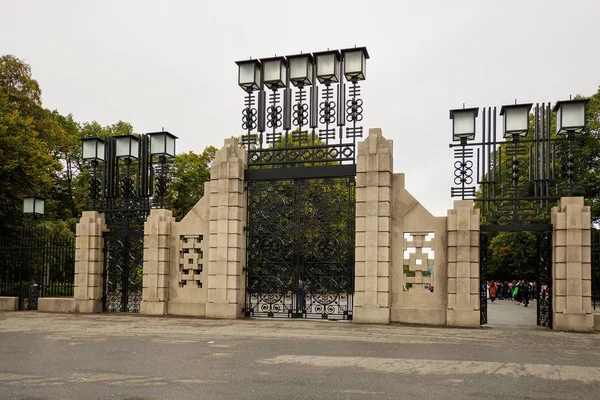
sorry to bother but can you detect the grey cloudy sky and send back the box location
[2,0,600,216]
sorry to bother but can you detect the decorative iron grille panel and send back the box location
[0,226,74,310]
[479,233,488,325]
[103,232,144,313]
[102,209,147,313]
[245,178,355,320]
[537,231,552,328]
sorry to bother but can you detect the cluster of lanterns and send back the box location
[450,99,589,142]
[235,47,369,92]
[80,132,178,163]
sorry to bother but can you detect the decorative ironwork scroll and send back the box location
[239,53,366,169]
[245,179,355,320]
[450,104,583,227]
[103,230,143,313]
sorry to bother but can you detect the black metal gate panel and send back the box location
[245,178,355,320]
[102,206,147,313]
[479,233,488,325]
[102,231,143,313]
[537,231,552,328]
[0,226,74,310]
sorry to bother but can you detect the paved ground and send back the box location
[487,297,538,329]
[0,309,599,400]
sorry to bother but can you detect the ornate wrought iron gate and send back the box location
[102,212,146,313]
[236,48,370,319]
[245,177,355,319]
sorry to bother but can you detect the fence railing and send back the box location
[0,225,75,310]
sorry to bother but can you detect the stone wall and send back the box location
[141,209,175,315]
[552,197,594,331]
[390,174,447,325]
[354,129,449,326]
[353,128,393,323]
[205,138,247,319]
[445,200,480,327]
[165,183,210,317]
[72,211,106,313]
[140,138,247,319]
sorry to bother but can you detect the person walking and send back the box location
[489,281,498,303]
[520,280,530,307]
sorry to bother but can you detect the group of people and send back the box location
[487,280,537,307]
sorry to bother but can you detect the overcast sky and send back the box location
[2,0,600,216]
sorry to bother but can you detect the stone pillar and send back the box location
[353,128,393,324]
[446,200,480,327]
[73,211,105,313]
[205,138,247,319]
[552,197,593,331]
[141,209,174,315]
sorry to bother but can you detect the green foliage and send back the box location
[170,147,217,221]
[0,56,60,233]
[487,231,538,281]
[0,55,221,235]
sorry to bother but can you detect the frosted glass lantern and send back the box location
[553,99,589,134]
[314,50,341,84]
[115,135,140,160]
[341,47,369,81]
[81,137,105,162]
[148,131,177,158]
[287,53,313,87]
[23,196,45,215]
[261,56,287,90]
[500,104,532,138]
[449,108,479,142]
[235,59,261,92]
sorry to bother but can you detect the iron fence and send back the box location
[0,225,75,310]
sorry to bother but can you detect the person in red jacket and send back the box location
[489,281,498,302]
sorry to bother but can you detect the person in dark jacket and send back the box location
[520,280,530,307]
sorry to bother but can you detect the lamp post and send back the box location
[553,99,590,193]
[287,53,314,136]
[148,131,178,208]
[449,108,479,199]
[236,59,262,147]
[22,195,45,218]
[260,56,288,145]
[22,195,45,308]
[500,103,532,140]
[81,137,105,209]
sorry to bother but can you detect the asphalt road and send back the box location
[0,308,599,400]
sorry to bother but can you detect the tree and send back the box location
[0,55,61,233]
[169,146,217,221]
